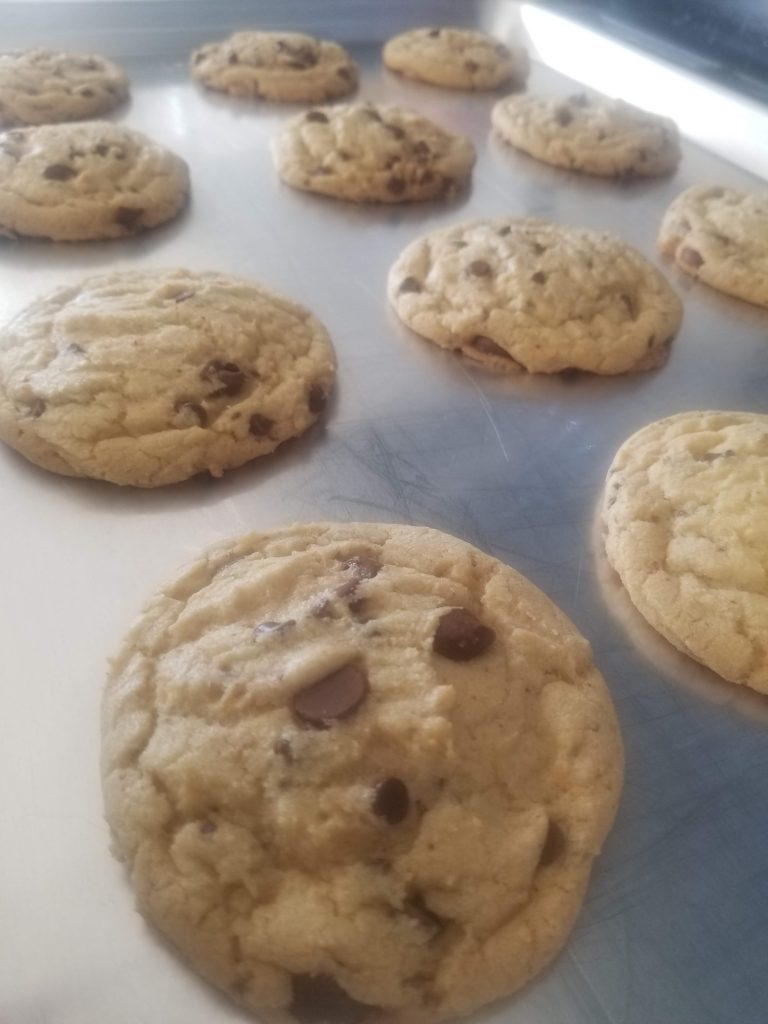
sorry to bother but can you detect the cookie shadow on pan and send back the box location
[657,256,768,327]
[590,502,768,725]
[276,177,474,225]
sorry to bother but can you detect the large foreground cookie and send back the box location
[0,270,335,486]
[191,31,358,103]
[658,185,768,307]
[603,411,768,693]
[0,121,188,240]
[0,49,129,127]
[102,522,623,1022]
[383,27,528,91]
[491,92,680,178]
[388,218,682,374]
[273,103,475,204]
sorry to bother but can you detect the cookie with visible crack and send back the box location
[190,31,358,103]
[102,521,623,1022]
[383,27,528,91]
[602,411,768,693]
[0,270,335,486]
[273,102,475,204]
[388,218,682,374]
[0,121,188,241]
[658,185,768,307]
[0,49,129,127]
[492,92,680,178]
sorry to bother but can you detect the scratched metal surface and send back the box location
[2,4,768,1024]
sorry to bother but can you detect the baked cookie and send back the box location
[190,31,358,103]
[383,27,528,91]
[0,121,188,241]
[388,218,682,374]
[658,185,768,307]
[491,92,680,178]
[602,411,768,693]
[273,103,475,204]
[0,49,129,128]
[0,270,335,487]
[102,521,623,1022]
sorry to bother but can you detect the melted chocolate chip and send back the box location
[290,974,372,1024]
[249,413,274,437]
[539,820,566,866]
[292,663,369,729]
[680,246,704,268]
[471,336,511,359]
[467,259,492,277]
[113,206,144,228]
[433,608,496,661]
[305,110,329,123]
[372,778,410,824]
[427,28,441,38]
[531,242,546,256]
[308,383,327,414]
[274,736,294,762]
[386,123,405,140]
[554,106,573,126]
[175,400,207,426]
[531,271,547,284]
[399,276,422,294]
[43,163,76,181]
[255,620,295,636]
[387,176,406,195]
[202,359,246,396]
[404,893,445,932]
[498,225,511,237]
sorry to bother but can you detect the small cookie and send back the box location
[388,218,682,374]
[0,49,129,127]
[602,411,768,693]
[0,121,188,241]
[0,270,335,487]
[273,103,475,204]
[658,185,768,307]
[190,31,358,103]
[102,521,623,1022]
[383,27,528,91]
[491,92,680,178]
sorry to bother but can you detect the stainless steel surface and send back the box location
[2,5,768,1023]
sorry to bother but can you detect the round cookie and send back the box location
[388,218,682,374]
[383,27,528,91]
[102,521,623,1022]
[602,411,768,693]
[658,185,768,307]
[190,31,358,103]
[0,49,129,128]
[0,121,188,241]
[0,270,335,487]
[491,92,680,178]
[273,103,475,204]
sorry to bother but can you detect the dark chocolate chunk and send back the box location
[290,974,373,1024]
[398,276,422,294]
[680,246,704,269]
[308,383,327,414]
[202,359,246,397]
[113,206,144,228]
[372,778,410,824]
[43,163,76,181]
[175,400,207,426]
[531,271,547,284]
[387,176,406,196]
[292,662,369,729]
[433,608,496,661]
[467,259,492,277]
[305,110,329,123]
[254,620,295,636]
[539,820,566,866]
[249,413,274,437]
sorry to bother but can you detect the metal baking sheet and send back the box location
[2,4,768,1023]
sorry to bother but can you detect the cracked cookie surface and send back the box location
[0,121,188,240]
[388,218,682,374]
[492,92,680,178]
[0,49,129,127]
[658,185,768,307]
[383,27,528,91]
[190,31,358,103]
[102,522,623,1022]
[273,102,475,204]
[602,411,768,692]
[0,270,335,486]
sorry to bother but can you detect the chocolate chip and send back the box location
[471,335,510,358]
[362,108,382,122]
[337,66,352,80]
[113,206,143,228]
[305,110,329,123]
[67,343,84,354]
[174,400,207,426]
[199,819,217,835]
[308,383,327,414]
[28,398,46,418]
[531,271,547,284]
[43,163,75,181]
[680,246,704,268]
[387,176,406,195]
[465,60,479,73]
[227,52,239,65]
[427,28,441,38]
[554,107,573,126]
[433,608,495,661]
[202,359,245,397]
[172,290,195,303]
[398,276,422,294]
[412,140,431,160]
[292,663,369,729]
[290,974,373,1024]
[342,555,381,579]
[249,413,274,437]
[337,149,352,161]
[310,596,334,619]
[80,87,95,98]
[194,51,206,64]
[274,736,294,762]
[94,143,110,157]
[539,820,566,866]
[620,293,635,316]
[254,620,295,636]
[647,334,656,349]
[498,225,511,237]
[372,778,409,824]
[467,260,492,277]
[385,123,405,140]
[531,242,546,256]
[404,893,445,932]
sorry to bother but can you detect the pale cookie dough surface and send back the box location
[603,411,768,693]
[383,27,528,91]
[190,31,358,103]
[0,121,188,240]
[273,103,475,204]
[102,522,623,1023]
[492,92,680,178]
[0,270,335,487]
[658,185,768,307]
[388,218,682,374]
[0,49,129,127]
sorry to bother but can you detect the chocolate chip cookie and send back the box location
[0,121,188,240]
[190,31,358,103]
[658,185,768,307]
[603,411,768,693]
[0,49,129,127]
[273,102,475,204]
[102,522,623,1022]
[492,92,680,178]
[388,218,683,374]
[0,270,335,486]
[383,27,529,91]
